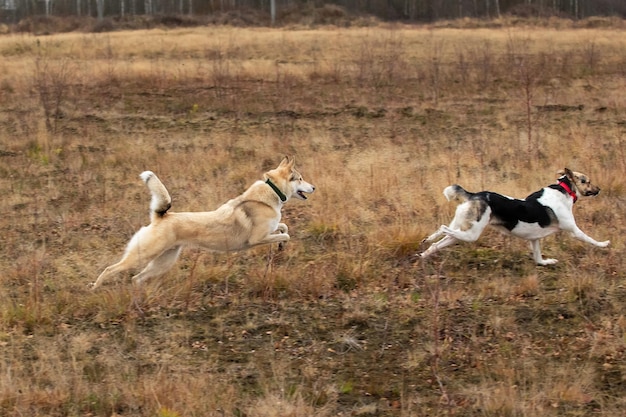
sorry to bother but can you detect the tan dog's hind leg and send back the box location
[91,260,136,290]
[132,245,182,286]
[91,225,172,289]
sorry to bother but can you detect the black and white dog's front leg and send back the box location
[530,220,609,265]
[568,226,610,248]
[529,240,558,266]
[559,216,610,249]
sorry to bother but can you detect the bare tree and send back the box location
[4,0,626,24]
[571,0,579,18]
[96,0,104,20]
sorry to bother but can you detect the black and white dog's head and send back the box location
[557,168,601,198]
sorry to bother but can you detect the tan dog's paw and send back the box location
[277,234,290,251]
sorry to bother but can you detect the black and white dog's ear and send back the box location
[564,168,575,179]
[557,168,574,179]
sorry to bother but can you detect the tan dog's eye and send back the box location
[580,178,587,184]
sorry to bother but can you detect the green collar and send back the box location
[266,178,287,202]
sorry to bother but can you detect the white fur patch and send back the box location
[140,171,154,183]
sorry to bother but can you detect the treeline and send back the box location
[1,0,625,24]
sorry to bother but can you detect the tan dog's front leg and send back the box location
[249,233,290,249]
[246,222,290,250]
[277,223,289,250]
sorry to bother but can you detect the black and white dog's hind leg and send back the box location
[420,233,459,259]
[421,201,491,259]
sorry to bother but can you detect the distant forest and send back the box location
[1,0,625,24]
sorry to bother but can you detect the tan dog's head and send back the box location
[265,156,315,201]
[558,168,601,197]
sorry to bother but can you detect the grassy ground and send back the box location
[1,22,626,416]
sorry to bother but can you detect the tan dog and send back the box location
[91,156,315,289]
[420,168,609,265]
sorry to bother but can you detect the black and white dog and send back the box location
[420,168,610,265]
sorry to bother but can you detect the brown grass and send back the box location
[1,22,626,416]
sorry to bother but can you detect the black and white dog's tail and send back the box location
[443,184,473,202]
[140,171,172,222]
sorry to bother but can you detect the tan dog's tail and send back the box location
[443,184,472,202]
[140,171,172,221]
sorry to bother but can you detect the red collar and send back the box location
[558,180,578,203]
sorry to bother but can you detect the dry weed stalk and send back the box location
[506,33,543,161]
[423,261,452,409]
[33,43,76,134]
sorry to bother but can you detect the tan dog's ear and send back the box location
[278,156,290,167]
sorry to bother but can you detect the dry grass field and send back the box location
[1,20,626,416]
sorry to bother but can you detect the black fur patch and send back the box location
[156,203,171,216]
[472,190,556,231]
[548,176,572,198]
